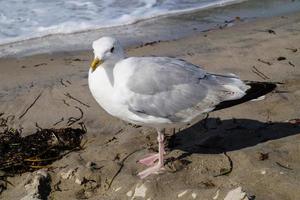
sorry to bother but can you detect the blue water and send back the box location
[0,0,243,45]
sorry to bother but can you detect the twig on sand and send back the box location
[214,152,233,177]
[66,80,72,85]
[53,180,62,192]
[60,79,68,87]
[251,66,269,80]
[274,90,289,94]
[35,122,43,131]
[257,59,272,66]
[62,99,70,107]
[64,93,90,108]
[78,122,87,133]
[34,63,47,67]
[67,106,84,126]
[0,177,14,187]
[19,92,42,119]
[255,29,276,34]
[53,117,64,126]
[105,136,117,144]
[288,61,295,67]
[285,48,297,53]
[106,148,143,190]
[0,174,14,195]
[60,79,72,87]
[114,128,124,135]
[276,162,293,170]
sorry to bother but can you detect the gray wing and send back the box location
[115,57,248,122]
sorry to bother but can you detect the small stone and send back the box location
[126,190,133,197]
[251,95,265,101]
[213,189,220,200]
[133,184,147,198]
[288,119,300,124]
[75,178,83,185]
[177,190,188,198]
[21,170,51,200]
[84,190,93,198]
[61,169,76,180]
[224,187,249,200]
[191,192,197,199]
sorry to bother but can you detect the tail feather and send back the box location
[213,82,277,111]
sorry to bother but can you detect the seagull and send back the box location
[88,36,275,179]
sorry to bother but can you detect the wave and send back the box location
[0,0,245,45]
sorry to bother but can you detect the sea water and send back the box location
[0,0,243,45]
[1,0,300,57]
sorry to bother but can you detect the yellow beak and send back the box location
[90,57,104,72]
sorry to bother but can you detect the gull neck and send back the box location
[101,57,123,86]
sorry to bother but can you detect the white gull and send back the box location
[88,36,250,179]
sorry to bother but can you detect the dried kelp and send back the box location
[0,127,85,174]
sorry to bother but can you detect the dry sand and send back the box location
[0,12,300,200]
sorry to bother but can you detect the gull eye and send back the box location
[110,47,114,53]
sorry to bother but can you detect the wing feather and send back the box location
[113,57,248,122]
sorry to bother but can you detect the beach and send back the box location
[1,10,300,200]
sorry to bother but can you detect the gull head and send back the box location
[90,37,124,72]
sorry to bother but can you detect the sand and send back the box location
[0,12,300,200]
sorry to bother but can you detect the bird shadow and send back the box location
[168,118,300,156]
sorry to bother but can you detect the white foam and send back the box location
[0,0,245,45]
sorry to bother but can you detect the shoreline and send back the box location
[1,0,300,58]
[0,0,246,47]
[1,10,300,200]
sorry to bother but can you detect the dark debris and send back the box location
[34,63,47,67]
[275,162,293,170]
[199,179,215,189]
[277,56,286,61]
[267,29,276,34]
[258,152,269,161]
[285,48,297,53]
[288,61,295,67]
[0,127,85,174]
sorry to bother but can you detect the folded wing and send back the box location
[114,57,249,122]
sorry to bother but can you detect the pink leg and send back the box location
[138,129,165,179]
[138,153,159,166]
[138,148,166,166]
[138,144,166,166]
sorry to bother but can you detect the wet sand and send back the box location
[0,12,300,200]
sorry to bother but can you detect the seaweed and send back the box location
[0,127,85,174]
[0,116,86,194]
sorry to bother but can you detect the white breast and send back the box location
[88,67,138,123]
[88,68,116,115]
